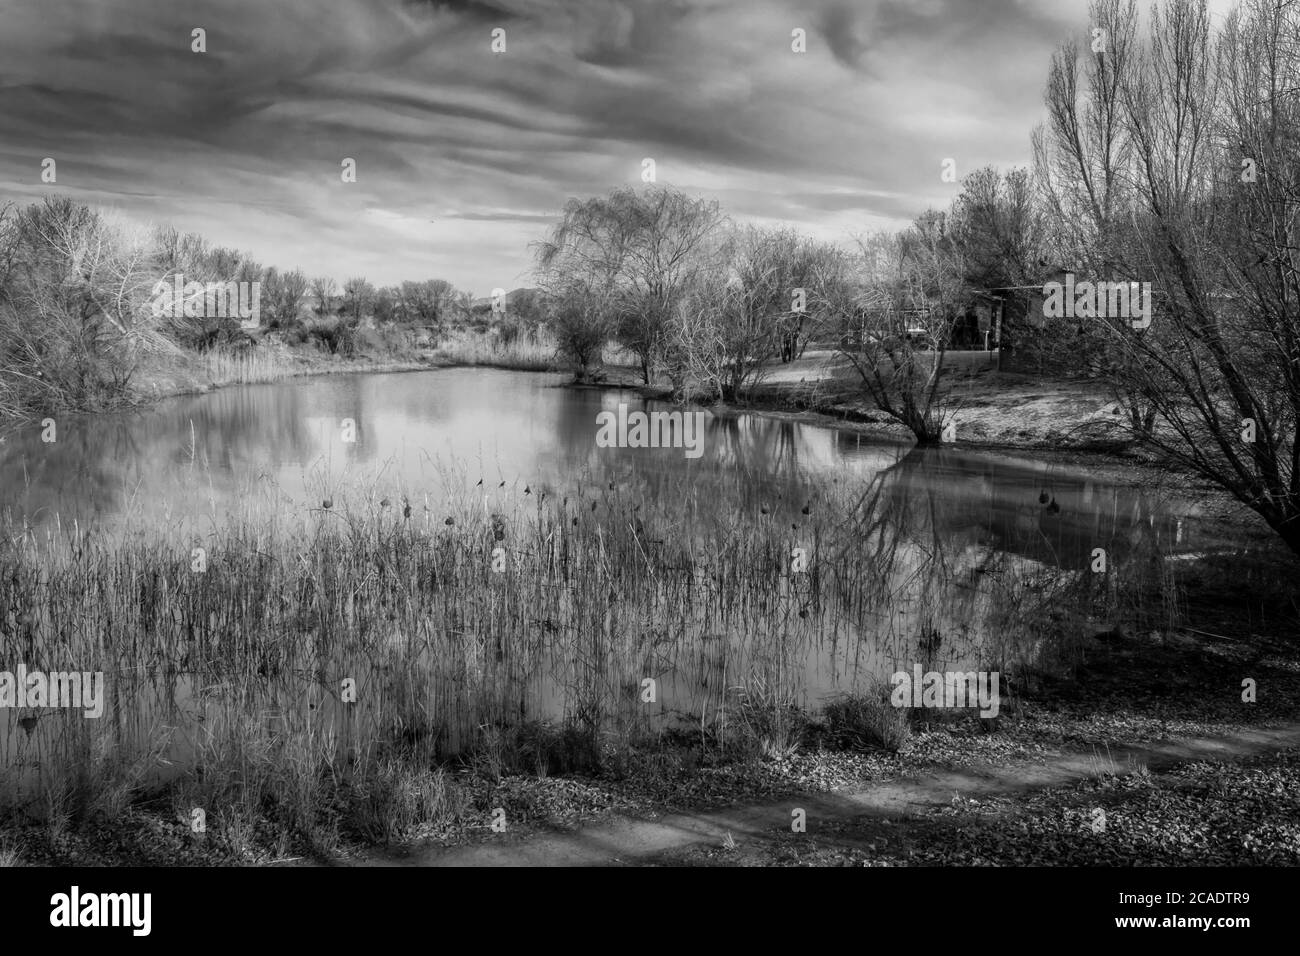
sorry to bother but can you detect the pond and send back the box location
[0,367,1250,792]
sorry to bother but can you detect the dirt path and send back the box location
[359,722,1300,867]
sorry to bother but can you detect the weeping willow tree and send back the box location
[534,186,724,384]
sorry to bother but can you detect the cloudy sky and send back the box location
[0,0,1234,295]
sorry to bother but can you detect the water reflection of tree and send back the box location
[177,386,317,472]
[819,447,1199,675]
[0,385,326,525]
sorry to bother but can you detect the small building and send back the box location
[951,290,1002,351]
[980,268,1072,375]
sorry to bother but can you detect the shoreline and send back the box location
[0,347,557,435]
[0,344,1243,513]
[563,362,1225,493]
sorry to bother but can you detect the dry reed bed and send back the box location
[0,472,1154,846]
[430,331,560,371]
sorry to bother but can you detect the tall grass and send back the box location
[204,348,293,386]
[200,341,431,389]
[432,329,560,371]
[431,328,633,374]
[0,461,1206,847]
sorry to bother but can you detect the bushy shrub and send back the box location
[178,317,255,353]
[729,681,809,760]
[306,318,357,356]
[0,198,155,415]
[545,289,611,383]
[822,688,911,753]
[470,720,602,780]
[344,761,469,844]
[271,317,310,346]
[355,324,413,356]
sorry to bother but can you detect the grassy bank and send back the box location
[112,329,572,409]
[583,349,1149,457]
[0,325,576,427]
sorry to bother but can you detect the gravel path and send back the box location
[361,721,1300,867]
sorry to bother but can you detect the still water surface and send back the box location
[0,368,1242,782]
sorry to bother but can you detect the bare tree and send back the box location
[312,276,337,316]
[261,267,309,328]
[535,197,628,380]
[1094,0,1300,554]
[1034,0,1140,271]
[342,277,374,323]
[664,277,729,400]
[0,198,167,412]
[1033,0,1161,433]
[611,186,724,383]
[825,216,968,444]
[148,228,258,349]
[546,280,612,382]
[665,226,838,401]
[398,279,458,331]
[1029,0,1300,555]
[371,286,402,323]
[535,186,724,384]
[951,167,1045,287]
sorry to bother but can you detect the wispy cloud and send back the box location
[0,0,1083,292]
